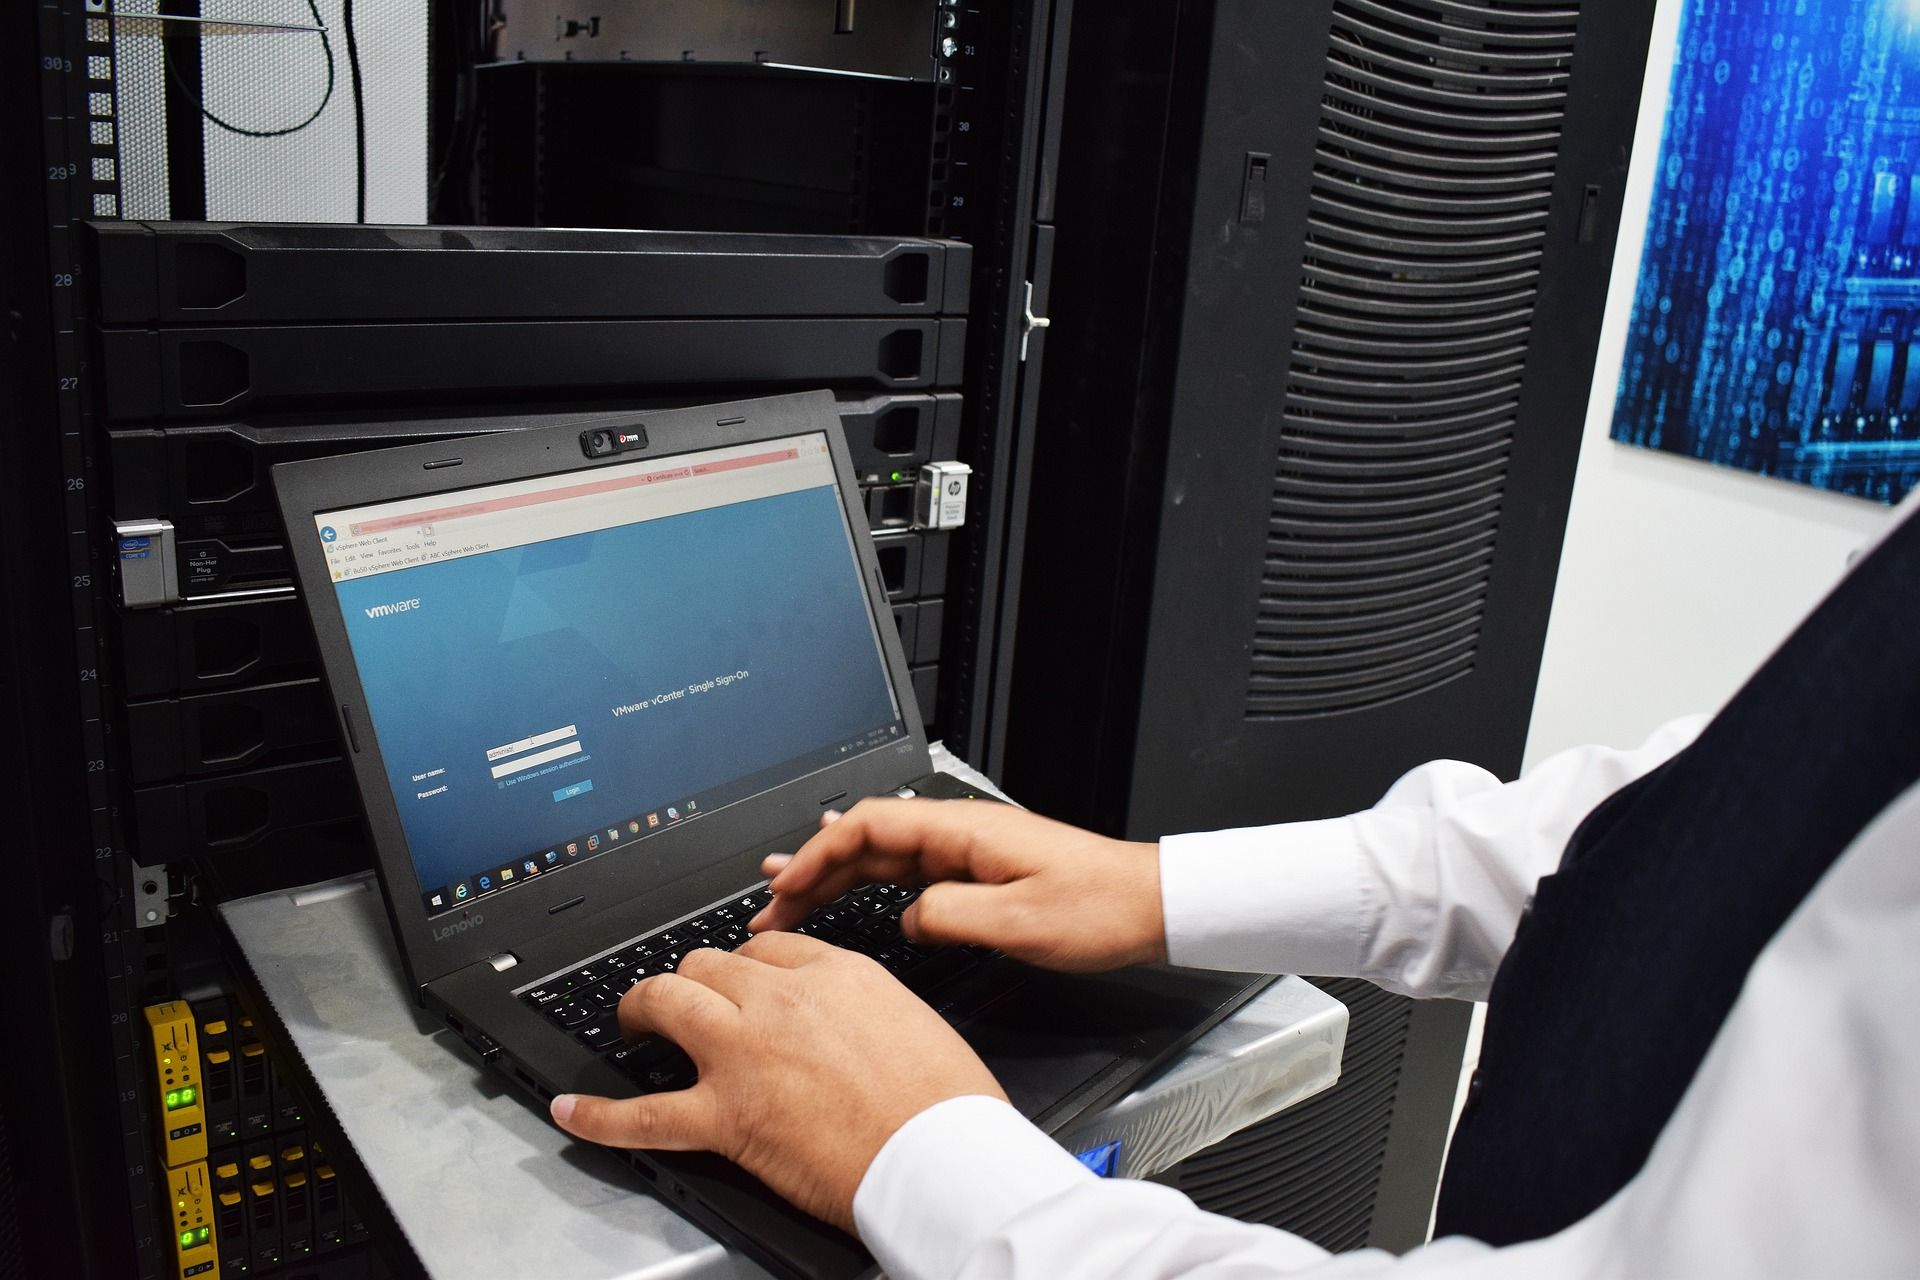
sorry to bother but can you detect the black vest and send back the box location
[1434,508,1920,1245]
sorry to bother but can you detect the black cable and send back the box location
[161,0,335,139]
[428,0,484,220]
[341,0,368,222]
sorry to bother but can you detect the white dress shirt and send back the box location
[852,502,1920,1278]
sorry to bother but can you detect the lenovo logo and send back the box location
[364,599,423,619]
[432,913,483,942]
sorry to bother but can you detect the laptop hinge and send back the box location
[486,953,520,973]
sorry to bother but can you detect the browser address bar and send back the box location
[346,448,800,537]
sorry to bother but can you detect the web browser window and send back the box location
[316,434,905,918]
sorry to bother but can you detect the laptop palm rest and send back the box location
[948,963,1271,1132]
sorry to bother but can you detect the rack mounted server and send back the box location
[91,222,972,901]
[89,224,970,421]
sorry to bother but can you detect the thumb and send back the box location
[904,881,1034,951]
[551,1087,717,1152]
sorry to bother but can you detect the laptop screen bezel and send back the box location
[273,391,933,991]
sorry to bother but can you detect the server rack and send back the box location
[1007,0,1660,1252]
[4,3,1072,1276]
[84,216,981,1264]
[441,0,1074,774]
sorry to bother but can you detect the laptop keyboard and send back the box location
[518,882,986,1092]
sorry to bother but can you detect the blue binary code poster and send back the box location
[1614,0,1920,504]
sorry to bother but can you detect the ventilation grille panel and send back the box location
[1246,0,1580,721]
[1173,979,1414,1251]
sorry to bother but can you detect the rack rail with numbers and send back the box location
[25,2,170,1276]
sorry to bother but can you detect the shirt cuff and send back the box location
[1158,818,1369,976]
[853,1094,1097,1280]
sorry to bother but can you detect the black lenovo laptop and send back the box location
[272,389,1267,1278]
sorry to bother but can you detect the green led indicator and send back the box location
[181,1086,196,1105]
[890,470,905,482]
[165,1089,181,1108]
[197,1227,211,1244]
[179,1230,194,1248]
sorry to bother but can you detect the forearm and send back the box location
[1157,716,1708,1000]
[854,1096,1331,1280]
[855,1096,1522,1280]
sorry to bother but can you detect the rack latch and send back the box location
[1020,280,1050,361]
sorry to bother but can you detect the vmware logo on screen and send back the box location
[363,599,423,619]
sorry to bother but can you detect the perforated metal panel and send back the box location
[201,0,426,223]
[1247,0,1581,721]
[111,3,172,219]
[106,0,425,224]
[1015,0,1651,1255]
[1171,979,1413,1251]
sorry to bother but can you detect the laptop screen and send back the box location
[314,432,906,919]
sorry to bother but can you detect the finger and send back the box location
[750,809,839,879]
[674,946,774,1004]
[773,798,982,893]
[616,971,742,1046]
[753,797,1045,932]
[750,857,920,934]
[551,1086,720,1152]
[904,880,1041,951]
[735,929,836,968]
[750,812,911,931]
[754,798,1001,928]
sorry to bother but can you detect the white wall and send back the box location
[1521,0,1901,771]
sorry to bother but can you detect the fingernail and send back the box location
[746,910,768,931]
[822,809,844,824]
[551,1094,577,1125]
[764,852,793,870]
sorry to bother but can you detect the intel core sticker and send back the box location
[1074,1140,1122,1177]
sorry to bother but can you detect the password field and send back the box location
[489,739,583,779]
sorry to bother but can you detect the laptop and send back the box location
[272,389,1269,1279]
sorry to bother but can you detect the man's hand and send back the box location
[549,932,1004,1234]
[748,798,1166,973]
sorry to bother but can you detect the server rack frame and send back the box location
[3,2,154,1276]
[16,3,1077,1276]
